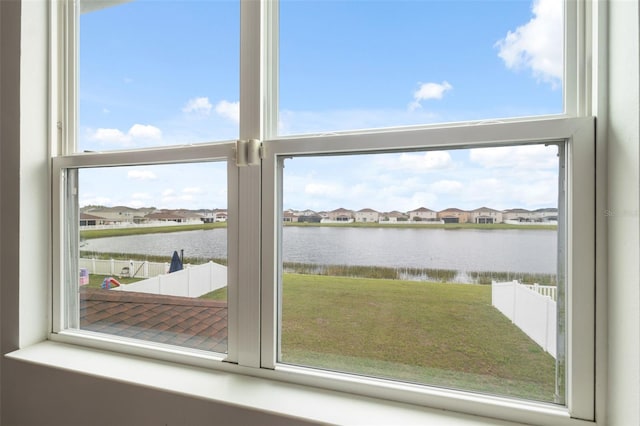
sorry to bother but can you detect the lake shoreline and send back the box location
[81,221,556,240]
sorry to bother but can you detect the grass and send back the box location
[79,220,554,241]
[80,251,228,267]
[85,274,144,289]
[203,273,556,402]
[200,286,227,300]
[80,222,226,240]
[283,262,556,285]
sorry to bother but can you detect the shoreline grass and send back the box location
[81,251,555,286]
[80,221,555,240]
[80,222,227,240]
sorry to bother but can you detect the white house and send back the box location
[408,207,438,222]
[469,207,503,224]
[355,208,379,223]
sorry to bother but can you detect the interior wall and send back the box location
[0,0,22,421]
[2,359,319,426]
[606,0,640,425]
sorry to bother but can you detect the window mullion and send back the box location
[234,0,264,368]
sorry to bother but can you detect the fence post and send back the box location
[143,261,149,278]
[110,259,115,275]
[92,257,96,273]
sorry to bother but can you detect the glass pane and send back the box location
[78,0,239,152]
[279,0,563,135]
[279,144,564,403]
[73,162,229,354]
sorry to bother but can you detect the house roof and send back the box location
[409,207,434,213]
[80,212,106,220]
[330,207,353,214]
[504,208,531,213]
[144,212,187,220]
[384,211,408,217]
[80,288,227,353]
[439,208,468,213]
[471,206,501,212]
[357,208,378,213]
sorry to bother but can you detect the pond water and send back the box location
[81,226,557,274]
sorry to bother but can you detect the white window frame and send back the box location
[48,1,598,425]
[260,116,595,425]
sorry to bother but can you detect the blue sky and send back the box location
[78,0,563,212]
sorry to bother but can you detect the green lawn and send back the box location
[80,222,226,240]
[202,274,556,402]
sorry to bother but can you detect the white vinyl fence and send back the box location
[112,261,227,298]
[79,258,175,278]
[492,280,557,358]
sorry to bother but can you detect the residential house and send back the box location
[408,207,438,222]
[438,208,470,224]
[380,210,409,223]
[282,211,298,223]
[79,212,107,227]
[144,211,189,223]
[533,208,558,222]
[503,208,538,222]
[355,208,379,223]
[469,207,503,224]
[325,207,354,222]
[82,206,142,225]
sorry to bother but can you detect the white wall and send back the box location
[0,0,22,420]
[606,1,640,424]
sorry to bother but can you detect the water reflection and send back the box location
[81,226,556,274]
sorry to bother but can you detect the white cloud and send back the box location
[495,0,563,86]
[215,100,240,123]
[128,124,162,140]
[162,189,176,197]
[80,196,112,206]
[183,187,203,194]
[430,180,463,194]
[409,81,452,111]
[89,124,162,145]
[129,200,147,208]
[127,170,157,180]
[378,151,453,173]
[90,128,129,143]
[131,192,152,199]
[305,182,343,197]
[183,97,213,115]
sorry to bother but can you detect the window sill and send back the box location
[6,341,544,426]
